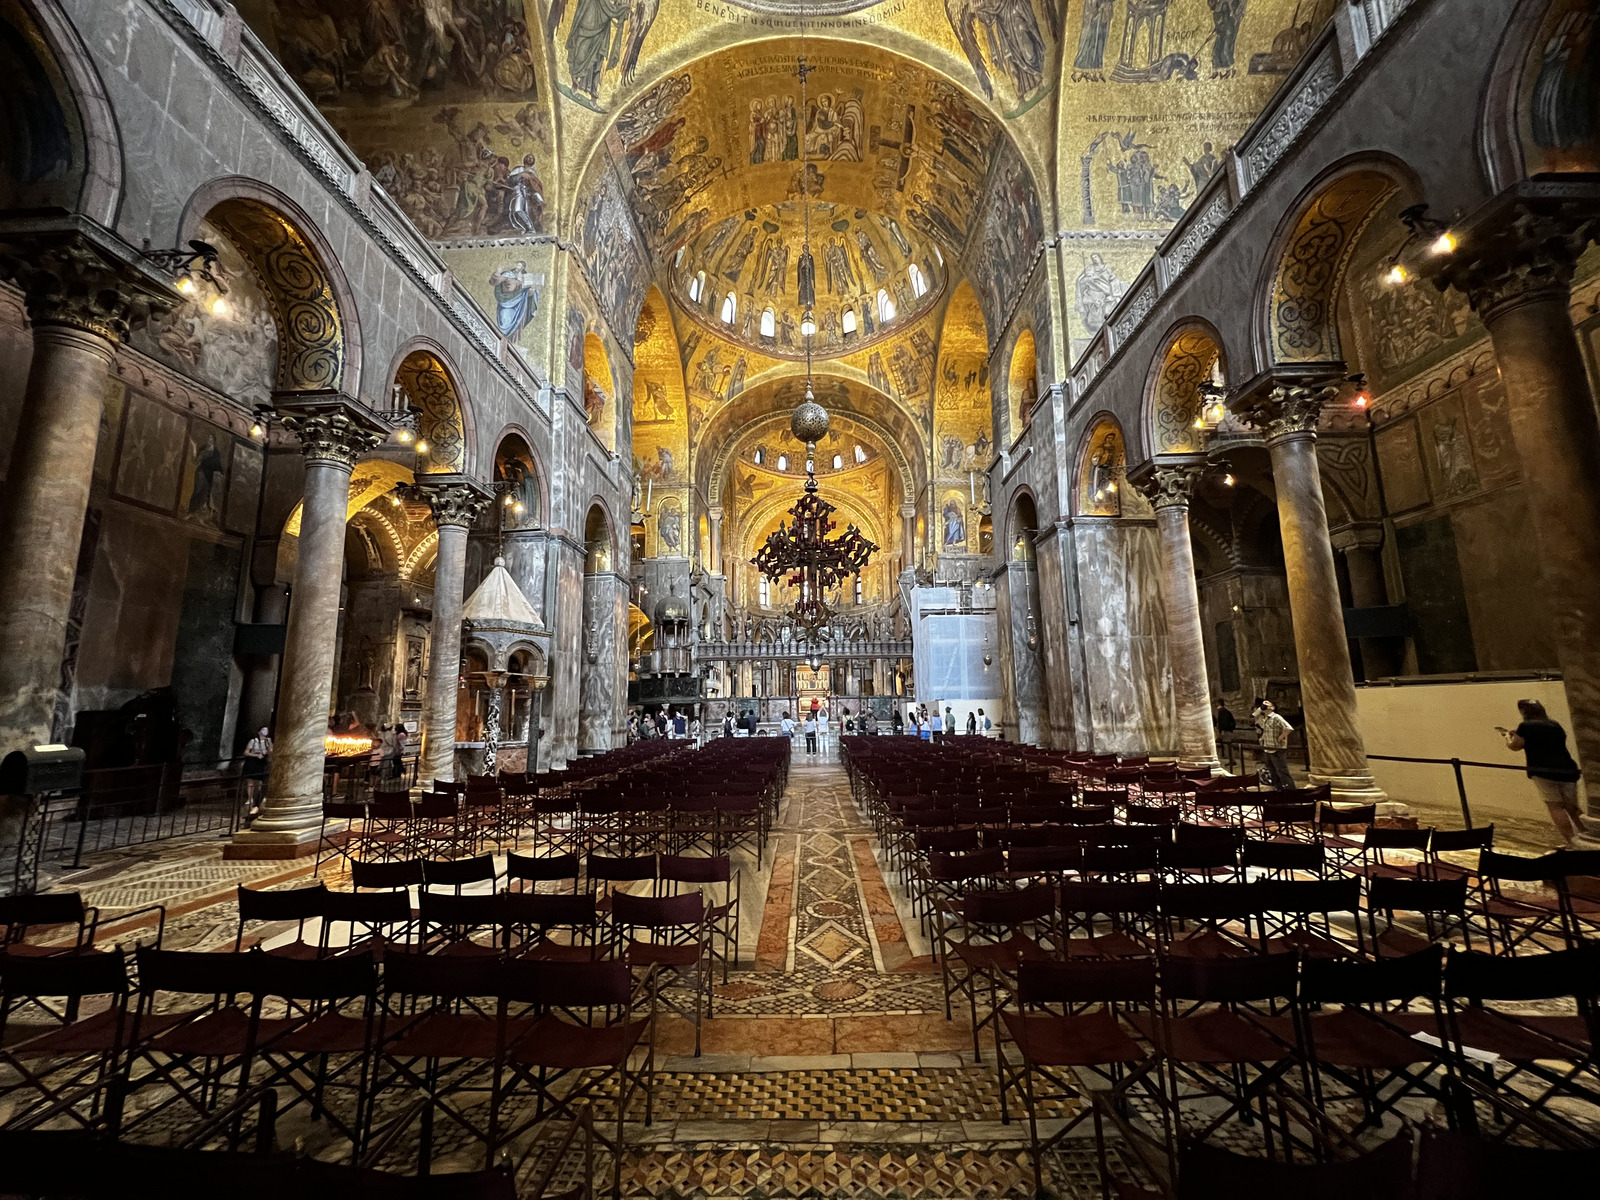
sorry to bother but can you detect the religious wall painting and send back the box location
[113,392,188,512]
[180,421,231,529]
[566,305,588,376]
[940,490,969,551]
[581,330,616,444]
[967,139,1044,334]
[547,0,659,109]
[654,496,685,557]
[1080,129,1227,228]
[945,0,1057,110]
[577,171,651,335]
[1077,415,1126,517]
[1517,0,1599,176]
[1067,0,1333,82]
[1417,393,1481,503]
[1374,418,1430,513]
[1460,374,1520,491]
[1007,328,1040,442]
[131,220,277,406]
[222,438,264,537]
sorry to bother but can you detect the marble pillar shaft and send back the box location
[256,458,351,832]
[1267,429,1382,799]
[708,509,724,575]
[0,326,116,751]
[422,523,468,784]
[1480,289,1600,802]
[1154,502,1220,769]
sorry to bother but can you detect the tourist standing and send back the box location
[1499,699,1585,844]
[966,710,977,736]
[673,709,688,739]
[977,708,991,736]
[803,711,818,754]
[243,726,272,814]
[1214,700,1236,733]
[1254,700,1294,790]
[817,708,831,755]
[929,707,943,743]
[781,711,796,740]
[723,712,735,738]
[892,708,903,736]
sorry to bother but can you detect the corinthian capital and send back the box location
[1131,458,1206,510]
[408,473,493,528]
[1431,195,1597,321]
[273,391,395,468]
[1235,383,1338,443]
[0,225,177,344]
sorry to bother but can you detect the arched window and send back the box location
[933,245,944,265]
[720,292,737,324]
[760,307,775,337]
[908,263,927,297]
[832,453,843,470]
[689,271,705,302]
[674,246,686,268]
[854,444,867,464]
[759,576,770,607]
[753,447,764,465]
[877,288,896,323]
[841,307,857,335]
[854,576,864,605]
[777,453,789,472]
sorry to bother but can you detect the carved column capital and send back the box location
[408,473,494,528]
[1329,523,1385,555]
[1236,383,1338,444]
[0,230,177,344]
[1434,206,1595,322]
[273,392,394,467]
[1130,457,1206,510]
[707,505,724,522]
[899,503,918,519]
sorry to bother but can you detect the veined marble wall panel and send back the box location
[992,569,1019,741]
[578,572,621,754]
[547,545,585,768]
[611,578,630,747]
[1034,529,1076,749]
[1003,563,1050,747]
[1072,518,1174,754]
[502,531,552,628]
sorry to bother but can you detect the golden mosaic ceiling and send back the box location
[600,43,1001,266]
[669,202,946,360]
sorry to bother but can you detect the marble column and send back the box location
[412,475,492,786]
[233,398,391,855]
[707,505,724,575]
[1330,524,1397,680]
[1238,385,1384,802]
[1133,459,1220,770]
[1439,209,1600,809]
[0,233,175,754]
[1004,561,1050,745]
[900,504,918,572]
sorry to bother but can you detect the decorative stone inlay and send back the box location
[1243,49,1339,190]
[236,51,349,190]
[407,472,494,527]
[0,233,176,344]
[273,394,393,467]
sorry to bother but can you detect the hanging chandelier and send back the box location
[750,9,877,638]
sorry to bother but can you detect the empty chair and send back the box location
[507,852,581,893]
[421,854,499,895]
[234,883,328,959]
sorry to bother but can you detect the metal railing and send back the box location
[1364,753,1528,829]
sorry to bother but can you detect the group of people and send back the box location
[1214,693,1588,846]
[627,707,699,743]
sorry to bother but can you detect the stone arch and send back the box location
[583,500,617,572]
[1007,329,1039,443]
[1073,411,1130,517]
[581,331,616,451]
[184,183,361,398]
[1007,488,1040,563]
[1481,0,1600,190]
[393,348,469,476]
[1142,319,1227,458]
[1256,157,1420,370]
[0,0,119,224]
[492,428,546,529]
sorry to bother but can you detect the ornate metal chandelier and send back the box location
[753,392,878,635]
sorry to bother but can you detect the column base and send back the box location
[1309,771,1389,805]
[1178,757,1223,773]
[223,827,335,860]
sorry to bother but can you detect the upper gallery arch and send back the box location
[566,37,1046,351]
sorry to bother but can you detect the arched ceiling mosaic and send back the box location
[669,202,946,360]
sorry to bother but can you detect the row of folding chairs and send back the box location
[994,945,1600,1196]
[0,946,650,1195]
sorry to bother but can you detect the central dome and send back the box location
[670,202,945,360]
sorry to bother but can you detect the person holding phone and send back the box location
[1500,699,1584,844]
